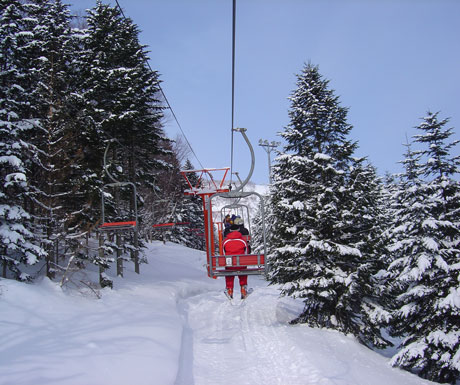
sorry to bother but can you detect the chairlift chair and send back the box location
[180,128,268,279]
[99,141,138,232]
[97,140,140,276]
[209,190,267,278]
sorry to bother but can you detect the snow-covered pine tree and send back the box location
[340,158,392,347]
[83,0,166,191]
[148,144,205,251]
[20,0,83,277]
[178,159,205,250]
[269,63,354,316]
[268,62,388,347]
[387,112,460,383]
[415,112,460,238]
[158,145,190,245]
[251,192,271,255]
[79,1,167,268]
[372,171,400,326]
[0,0,47,280]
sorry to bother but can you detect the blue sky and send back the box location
[70,0,460,184]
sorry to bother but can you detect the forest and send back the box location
[1,1,460,383]
[1,0,205,285]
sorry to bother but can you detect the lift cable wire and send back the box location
[114,0,204,171]
[229,0,237,188]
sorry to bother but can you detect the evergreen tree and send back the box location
[146,146,205,250]
[340,158,392,347]
[387,112,460,383]
[159,147,189,245]
[0,0,46,280]
[1,0,171,281]
[252,192,271,255]
[83,0,166,190]
[20,0,83,277]
[178,159,205,250]
[78,1,167,268]
[268,63,388,347]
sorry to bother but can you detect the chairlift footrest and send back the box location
[211,268,265,277]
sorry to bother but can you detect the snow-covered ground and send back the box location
[1,241,436,385]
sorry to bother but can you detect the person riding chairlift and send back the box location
[223,214,237,238]
[223,224,249,299]
[224,214,232,229]
[233,216,251,253]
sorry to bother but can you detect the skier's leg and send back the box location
[225,275,235,298]
[225,275,235,289]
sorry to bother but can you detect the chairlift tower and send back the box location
[258,139,280,184]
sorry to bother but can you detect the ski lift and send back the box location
[179,0,267,279]
[99,183,138,231]
[150,196,191,242]
[209,190,267,278]
[98,139,140,276]
[180,128,268,279]
[99,140,138,232]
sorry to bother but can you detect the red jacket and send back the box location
[223,231,247,255]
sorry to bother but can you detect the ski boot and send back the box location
[225,288,233,300]
[241,285,248,299]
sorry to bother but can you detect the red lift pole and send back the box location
[180,168,230,277]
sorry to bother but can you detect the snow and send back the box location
[422,237,439,251]
[0,241,436,385]
[439,287,460,310]
[0,224,25,245]
[292,200,305,210]
[314,153,332,161]
[0,155,22,168]
[8,171,27,181]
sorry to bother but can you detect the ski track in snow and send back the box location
[177,279,340,385]
[175,276,434,385]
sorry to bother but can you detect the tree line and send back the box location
[0,0,204,282]
[265,62,460,384]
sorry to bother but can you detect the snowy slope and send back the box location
[0,241,436,385]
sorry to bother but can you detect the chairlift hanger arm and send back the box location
[103,140,119,184]
[231,128,255,193]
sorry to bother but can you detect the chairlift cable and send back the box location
[114,0,125,17]
[114,0,204,171]
[229,0,237,189]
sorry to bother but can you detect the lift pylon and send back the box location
[180,168,230,267]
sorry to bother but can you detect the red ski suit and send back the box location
[223,230,248,289]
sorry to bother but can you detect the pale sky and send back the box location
[70,0,460,184]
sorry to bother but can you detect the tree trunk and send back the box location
[116,233,123,277]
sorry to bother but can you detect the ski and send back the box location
[223,287,253,305]
[224,289,234,301]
